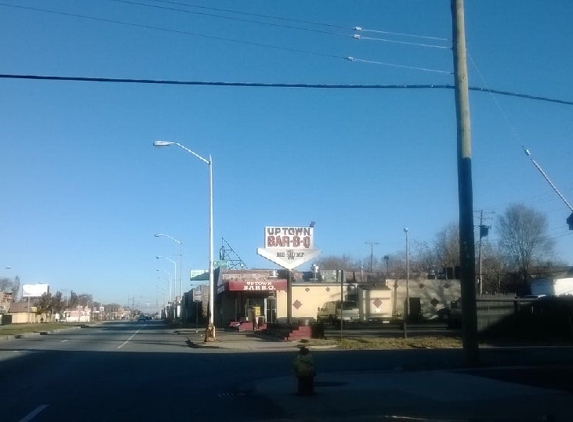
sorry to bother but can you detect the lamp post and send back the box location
[156,256,176,303]
[404,228,410,319]
[156,269,172,303]
[154,233,182,297]
[153,140,215,341]
[311,263,319,281]
[155,233,183,313]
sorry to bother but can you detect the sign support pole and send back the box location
[287,270,292,326]
[340,270,344,340]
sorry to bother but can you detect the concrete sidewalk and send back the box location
[244,366,573,421]
[180,327,304,351]
[182,329,573,421]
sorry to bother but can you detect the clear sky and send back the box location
[1,1,572,308]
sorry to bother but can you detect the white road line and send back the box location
[117,330,140,349]
[19,404,48,422]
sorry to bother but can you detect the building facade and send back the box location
[182,267,462,326]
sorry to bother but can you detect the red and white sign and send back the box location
[257,226,321,270]
[227,279,287,292]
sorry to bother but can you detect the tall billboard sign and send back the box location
[257,226,321,270]
[22,283,49,298]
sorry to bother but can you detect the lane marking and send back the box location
[117,330,140,349]
[19,405,48,422]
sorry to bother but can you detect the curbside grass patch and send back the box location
[301,336,464,350]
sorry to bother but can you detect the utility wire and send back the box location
[146,0,349,30]
[1,74,573,107]
[1,2,454,75]
[0,2,344,61]
[523,147,573,212]
[353,34,451,50]
[347,57,451,75]
[148,0,450,44]
[0,2,442,71]
[110,0,352,39]
[356,27,451,42]
[468,53,573,213]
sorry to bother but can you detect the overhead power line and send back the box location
[356,27,450,42]
[523,147,573,212]
[347,57,451,74]
[1,73,573,106]
[353,34,451,50]
[143,0,350,30]
[1,2,451,73]
[111,0,352,39]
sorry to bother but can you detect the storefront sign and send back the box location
[228,279,287,292]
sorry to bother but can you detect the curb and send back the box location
[0,325,84,342]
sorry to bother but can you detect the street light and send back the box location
[154,233,183,305]
[156,269,172,302]
[403,228,410,321]
[311,263,319,281]
[157,256,176,302]
[153,140,215,341]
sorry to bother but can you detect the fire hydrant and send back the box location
[293,346,315,396]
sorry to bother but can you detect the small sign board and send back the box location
[192,289,202,302]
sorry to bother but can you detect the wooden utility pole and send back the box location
[451,0,479,365]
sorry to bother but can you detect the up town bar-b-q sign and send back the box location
[265,227,313,249]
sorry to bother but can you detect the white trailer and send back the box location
[530,277,573,297]
[357,284,392,322]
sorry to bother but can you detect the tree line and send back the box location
[315,203,564,295]
[0,279,125,321]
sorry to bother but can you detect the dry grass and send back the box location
[302,335,463,350]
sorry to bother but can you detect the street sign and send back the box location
[192,290,202,302]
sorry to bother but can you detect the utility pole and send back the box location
[478,210,484,295]
[365,241,379,273]
[403,229,410,339]
[451,0,479,365]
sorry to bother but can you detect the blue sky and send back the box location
[1,1,572,308]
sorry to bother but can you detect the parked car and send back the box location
[447,299,462,328]
[317,300,360,324]
[436,307,451,321]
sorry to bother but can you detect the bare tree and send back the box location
[78,293,93,306]
[316,254,360,271]
[434,223,460,274]
[51,291,65,317]
[35,292,53,322]
[0,275,21,300]
[497,203,555,282]
[410,240,436,275]
[69,291,79,308]
[480,242,509,293]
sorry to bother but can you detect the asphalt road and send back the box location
[0,320,460,421]
[0,321,290,421]
[1,321,572,422]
